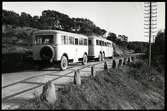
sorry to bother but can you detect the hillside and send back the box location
[19,59,164,109]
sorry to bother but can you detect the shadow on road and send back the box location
[2,97,31,109]
[2,60,86,73]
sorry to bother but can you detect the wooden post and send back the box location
[126,57,129,64]
[116,59,119,68]
[118,59,123,67]
[74,70,81,85]
[118,59,121,67]
[40,81,57,104]
[133,56,136,62]
[123,58,127,65]
[130,56,132,62]
[112,59,119,69]
[128,56,132,63]
[121,58,124,66]
[112,60,116,68]
[91,65,96,77]
[131,56,136,62]
[104,61,108,70]
[131,56,134,61]
[128,57,130,63]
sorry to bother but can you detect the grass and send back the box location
[18,59,164,110]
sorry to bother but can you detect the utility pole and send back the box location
[144,2,157,68]
[149,2,152,68]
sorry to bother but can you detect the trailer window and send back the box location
[75,38,78,45]
[96,40,100,45]
[79,38,84,45]
[101,41,104,46]
[88,40,92,45]
[99,40,101,46]
[84,39,88,45]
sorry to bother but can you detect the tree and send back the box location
[40,10,72,30]
[127,42,148,53]
[2,9,107,36]
[151,30,165,56]
[2,10,20,26]
[107,32,117,42]
[31,16,41,28]
[154,30,165,55]
[20,12,32,27]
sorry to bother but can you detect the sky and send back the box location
[2,2,165,42]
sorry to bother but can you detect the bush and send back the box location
[2,52,34,73]
[127,60,146,69]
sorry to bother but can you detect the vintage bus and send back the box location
[32,30,88,70]
[88,35,113,61]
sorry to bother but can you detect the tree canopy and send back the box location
[2,9,106,36]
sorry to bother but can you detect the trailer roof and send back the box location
[88,35,112,43]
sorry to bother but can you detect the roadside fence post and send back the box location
[74,69,81,85]
[104,61,108,70]
[91,65,96,78]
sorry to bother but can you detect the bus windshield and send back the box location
[34,35,54,45]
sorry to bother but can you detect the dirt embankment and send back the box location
[112,43,134,57]
[19,59,164,110]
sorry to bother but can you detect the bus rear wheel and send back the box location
[82,54,88,65]
[60,56,68,70]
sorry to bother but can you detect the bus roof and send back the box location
[34,30,88,38]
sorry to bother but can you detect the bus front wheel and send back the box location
[82,54,88,65]
[60,56,68,70]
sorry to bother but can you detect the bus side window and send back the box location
[75,38,78,45]
[61,35,68,45]
[102,41,104,46]
[65,36,68,44]
[100,40,102,46]
[69,36,74,45]
[84,39,88,45]
[105,42,107,46]
[61,35,64,44]
[88,40,91,45]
